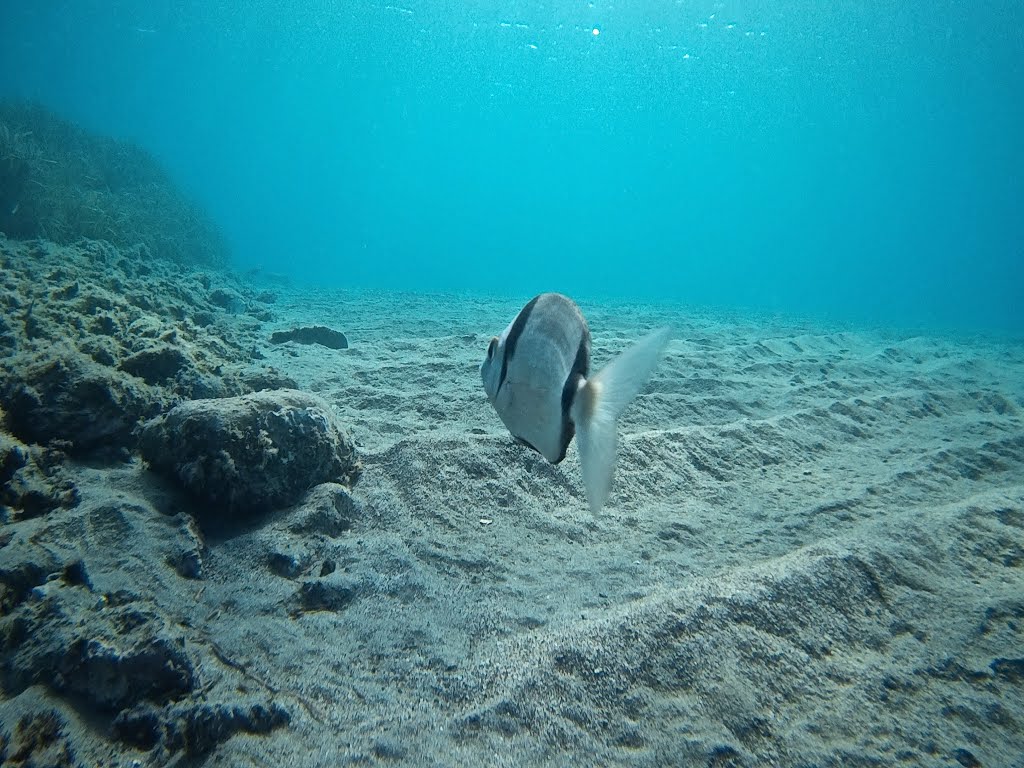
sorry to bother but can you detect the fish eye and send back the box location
[487,337,498,359]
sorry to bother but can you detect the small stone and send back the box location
[953,748,981,768]
[293,578,356,615]
[169,549,203,580]
[268,552,304,579]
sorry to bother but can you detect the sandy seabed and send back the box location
[1,240,1022,767]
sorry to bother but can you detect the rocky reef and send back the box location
[0,101,229,267]
[0,107,359,764]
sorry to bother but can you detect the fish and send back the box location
[481,293,670,512]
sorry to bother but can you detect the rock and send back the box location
[268,551,305,579]
[119,344,192,384]
[0,439,79,521]
[168,549,203,580]
[170,512,206,580]
[270,325,348,350]
[109,705,163,751]
[292,577,357,615]
[240,368,299,392]
[208,288,243,311]
[2,586,196,712]
[1,347,165,456]
[0,709,79,768]
[56,635,195,711]
[0,524,68,613]
[0,432,28,486]
[953,748,982,768]
[0,559,52,614]
[373,738,408,761]
[0,235,263,461]
[112,700,290,756]
[990,657,1024,683]
[140,389,361,519]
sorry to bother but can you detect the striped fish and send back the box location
[481,293,670,512]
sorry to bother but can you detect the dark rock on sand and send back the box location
[60,559,91,589]
[292,577,357,615]
[0,525,73,613]
[270,325,349,350]
[990,657,1024,683]
[268,551,306,579]
[56,634,195,712]
[2,584,196,712]
[112,700,290,756]
[140,389,361,518]
[168,549,204,580]
[167,512,207,580]
[240,367,300,392]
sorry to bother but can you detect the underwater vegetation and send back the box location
[0,101,228,268]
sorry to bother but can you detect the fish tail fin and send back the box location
[571,326,671,512]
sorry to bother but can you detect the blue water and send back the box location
[2,1,1021,332]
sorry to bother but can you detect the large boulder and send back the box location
[140,389,360,518]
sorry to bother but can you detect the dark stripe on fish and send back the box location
[555,333,590,463]
[514,435,541,455]
[497,294,539,394]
